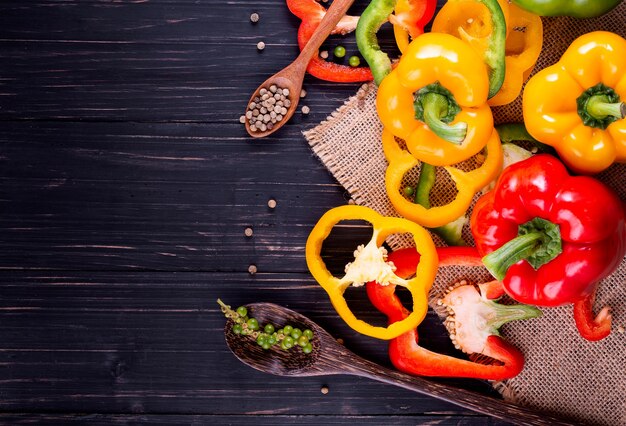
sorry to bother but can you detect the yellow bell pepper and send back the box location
[383,129,503,228]
[305,205,438,340]
[523,31,626,174]
[488,4,543,107]
[376,33,494,167]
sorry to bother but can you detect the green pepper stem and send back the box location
[586,95,626,120]
[487,300,543,332]
[422,92,467,144]
[482,232,543,281]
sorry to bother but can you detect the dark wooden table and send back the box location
[0,1,514,424]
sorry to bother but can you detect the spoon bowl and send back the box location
[244,0,357,138]
[224,302,577,426]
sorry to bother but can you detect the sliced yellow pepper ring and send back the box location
[305,205,438,340]
[382,128,503,228]
[488,3,543,107]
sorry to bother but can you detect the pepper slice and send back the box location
[366,248,540,379]
[512,0,622,18]
[431,0,508,99]
[377,33,494,165]
[487,3,543,107]
[356,0,396,85]
[287,0,373,82]
[522,31,626,174]
[391,0,438,54]
[573,290,612,342]
[305,205,438,340]
[383,128,503,228]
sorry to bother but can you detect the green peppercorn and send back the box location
[303,329,314,339]
[348,55,360,67]
[247,318,259,331]
[404,186,414,196]
[264,324,275,334]
[236,306,248,317]
[297,335,309,347]
[302,343,313,354]
[283,325,293,336]
[333,45,346,58]
[233,324,243,334]
[291,328,302,340]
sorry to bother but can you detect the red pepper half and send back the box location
[366,247,539,380]
[471,154,626,308]
[287,0,373,82]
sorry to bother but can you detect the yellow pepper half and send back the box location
[488,4,543,107]
[376,33,494,167]
[523,31,626,174]
[383,129,503,228]
[305,205,438,340]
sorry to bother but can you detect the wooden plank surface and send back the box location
[0,0,519,424]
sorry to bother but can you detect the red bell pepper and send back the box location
[471,154,625,341]
[471,154,626,308]
[287,0,373,83]
[366,247,541,380]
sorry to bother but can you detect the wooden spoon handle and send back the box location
[331,354,576,426]
[296,0,357,70]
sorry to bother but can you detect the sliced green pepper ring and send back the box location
[382,128,503,228]
[305,205,438,340]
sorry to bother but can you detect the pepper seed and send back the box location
[244,227,253,237]
[321,386,329,395]
[301,105,310,115]
[239,115,246,124]
[250,12,259,23]
[256,41,265,51]
[320,50,329,59]
[248,264,257,274]
[300,89,307,98]
[267,198,277,209]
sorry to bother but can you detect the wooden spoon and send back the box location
[224,302,577,426]
[244,0,357,138]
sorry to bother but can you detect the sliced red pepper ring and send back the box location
[382,128,503,228]
[305,205,438,340]
[366,248,540,379]
[287,0,373,83]
[573,290,612,342]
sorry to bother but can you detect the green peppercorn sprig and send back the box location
[217,299,314,354]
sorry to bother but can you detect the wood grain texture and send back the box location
[0,0,527,424]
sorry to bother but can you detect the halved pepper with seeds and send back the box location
[305,205,438,340]
[377,33,494,166]
[523,31,626,174]
[366,247,541,379]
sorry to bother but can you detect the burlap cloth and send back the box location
[303,4,626,425]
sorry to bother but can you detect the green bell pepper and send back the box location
[512,0,622,18]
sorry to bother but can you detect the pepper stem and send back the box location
[414,82,468,144]
[482,232,543,281]
[487,301,543,331]
[586,95,626,121]
[577,83,625,130]
[483,217,563,281]
[422,92,468,144]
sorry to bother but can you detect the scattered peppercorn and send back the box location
[300,89,307,98]
[250,12,259,23]
[267,198,277,209]
[348,55,361,67]
[257,41,265,51]
[244,227,253,237]
[301,105,310,115]
[248,264,257,274]
[321,386,329,394]
[320,50,329,59]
